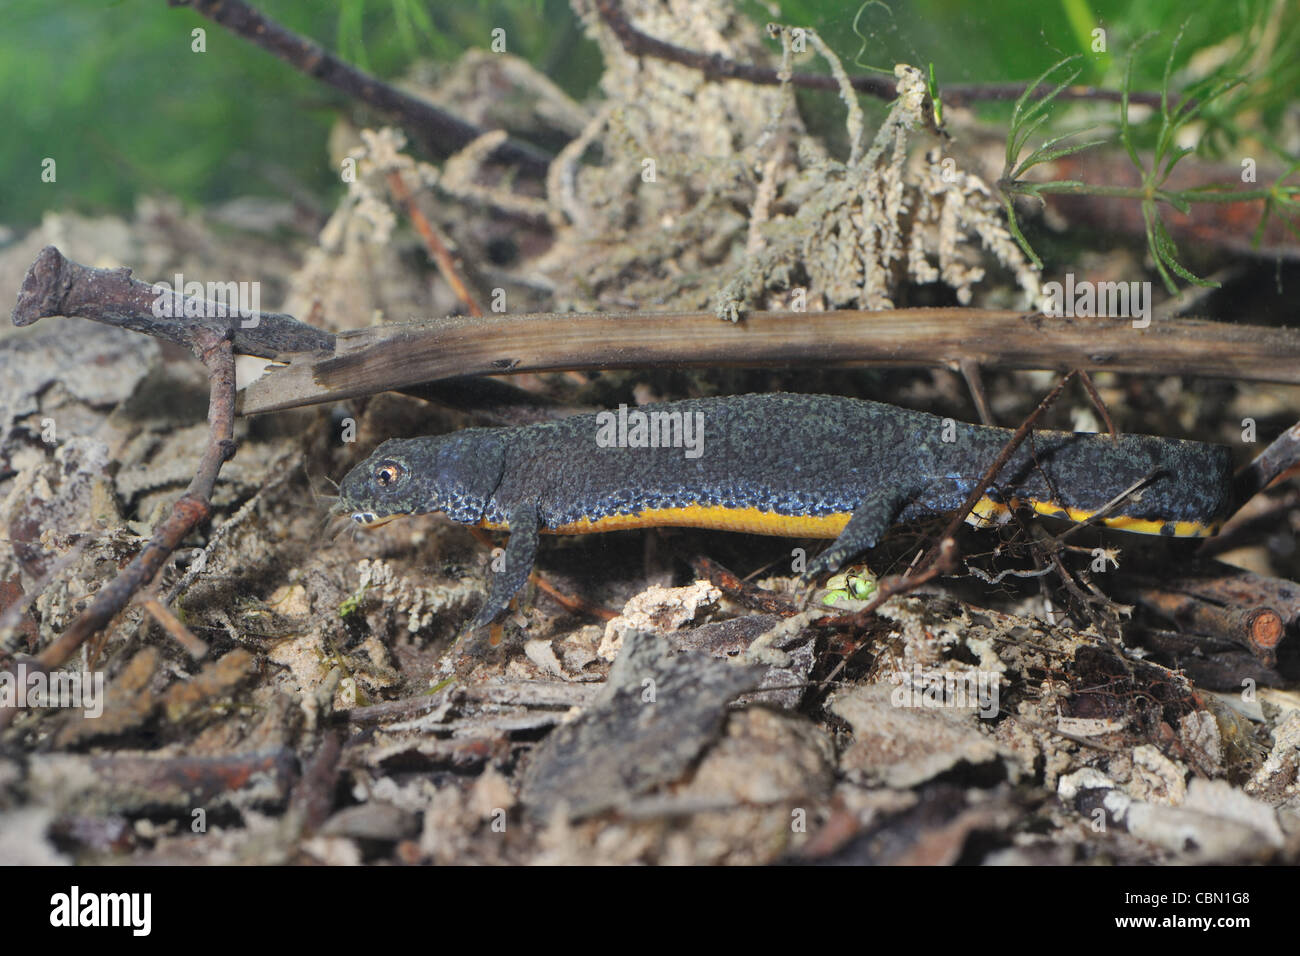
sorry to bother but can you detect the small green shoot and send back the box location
[822,570,879,605]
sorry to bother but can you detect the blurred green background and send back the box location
[1,0,1293,229]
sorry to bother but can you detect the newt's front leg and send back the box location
[466,501,540,634]
[803,488,912,582]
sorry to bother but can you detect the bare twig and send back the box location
[814,538,959,688]
[142,597,210,660]
[287,731,343,834]
[687,555,801,616]
[958,359,994,425]
[0,330,236,731]
[25,749,297,812]
[168,0,552,177]
[808,372,1080,688]
[240,309,1300,414]
[10,247,558,423]
[11,245,332,359]
[593,0,1167,109]
[335,689,454,726]
[1116,559,1300,668]
[915,371,1078,574]
[1120,584,1284,668]
[1229,419,1300,506]
[1047,474,1160,545]
[531,573,619,621]
[385,170,484,317]
[21,251,1298,421]
[1076,369,1118,439]
[1198,488,1300,559]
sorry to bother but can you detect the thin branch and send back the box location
[814,538,959,688]
[1121,584,1285,668]
[811,372,1081,686]
[531,574,618,622]
[0,330,237,731]
[240,309,1300,415]
[1230,419,1300,505]
[287,731,343,835]
[168,0,552,177]
[10,247,554,422]
[913,371,1078,577]
[593,0,1167,109]
[1112,558,1298,667]
[11,245,333,359]
[594,0,891,98]
[142,597,210,660]
[335,687,455,726]
[1198,488,1300,559]
[687,555,801,616]
[16,249,1300,422]
[1076,369,1118,439]
[1047,473,1160,545]
[385,170,484,317]
[958,358,994,425]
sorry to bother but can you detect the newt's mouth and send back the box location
[350,511,401,529]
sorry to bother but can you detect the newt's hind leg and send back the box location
[465,501,540,634]
[803,489,909,582]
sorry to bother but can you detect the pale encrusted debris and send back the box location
[599,580,721,659]
[440,130,550,220]
[831,683,1017,788]
[714,60,1040,319]
[1102,778,1284,862]
[1247,709,1300,802]
[1178,709,1225,776]
[740,604,830,668]
[1129,744,1187,806]
[355,557,480,633]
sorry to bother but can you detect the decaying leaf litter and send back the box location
[1,0,1299,865]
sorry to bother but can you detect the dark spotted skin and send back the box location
[337,393,1236,634]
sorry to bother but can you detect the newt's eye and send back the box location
[372,460,405,489]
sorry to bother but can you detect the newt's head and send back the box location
[336,432,505,529]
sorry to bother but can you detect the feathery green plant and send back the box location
[998,25,1299,293]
